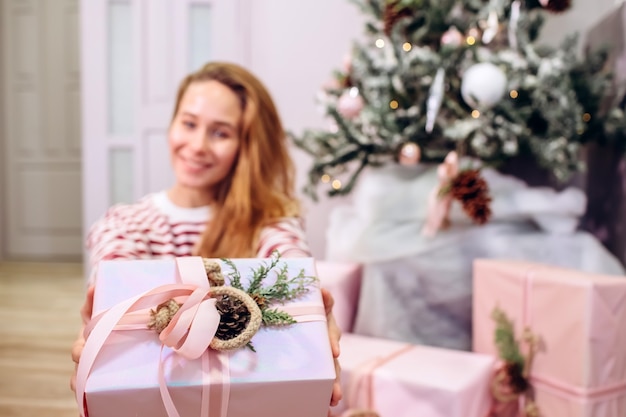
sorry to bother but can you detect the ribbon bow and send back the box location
[156,286,220,359]
[422,151,459,237]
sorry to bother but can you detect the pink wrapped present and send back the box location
[330,333,495,417]
[315,261,362,333]
[473,259,626,416]
[75,257,335,417]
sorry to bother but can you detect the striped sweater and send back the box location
[86,191,311,280]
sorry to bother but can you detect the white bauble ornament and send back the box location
[461,62,507,109]
[337,87,364,119]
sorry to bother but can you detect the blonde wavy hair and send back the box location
[170,62,300,258]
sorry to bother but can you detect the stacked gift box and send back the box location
[473,259,626,416]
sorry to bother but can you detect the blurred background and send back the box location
[0,0,621,265]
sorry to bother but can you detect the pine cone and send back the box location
[450,169,492,225]
[545,0,571,13]
[383,0,413,36]
[504,362,529,394]
[215,295,251,341]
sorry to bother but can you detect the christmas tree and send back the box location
[291,0,626,200]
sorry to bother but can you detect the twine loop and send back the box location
[148,259,262,351]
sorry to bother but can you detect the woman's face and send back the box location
[169,80,242,194]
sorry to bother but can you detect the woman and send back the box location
[71,62,342,411]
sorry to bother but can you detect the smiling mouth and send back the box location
[181,156,211,171]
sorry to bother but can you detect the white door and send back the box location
[1,0,82,261]
[80,0,245,253]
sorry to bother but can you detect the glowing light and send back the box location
[375,39,385,48]
[510,90,519,99]
[389,100,399,109]
[466,36,476,46]
[321,174,331,183]
[583,113,591,122]
[471,110,481,118]
[402,42,412,52]
[331,179,342,190]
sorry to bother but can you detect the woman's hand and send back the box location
[321,288,342,413]
[70,285,94,392]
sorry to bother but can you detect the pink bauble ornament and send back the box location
[441,26,463,48]
[337,87,364,119]
[398,142,421,166]
[539,0,549,6]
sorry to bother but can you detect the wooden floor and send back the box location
[0,261,85,417]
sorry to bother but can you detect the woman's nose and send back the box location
[188,131,207,152]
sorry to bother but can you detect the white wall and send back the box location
[248,0,364,259]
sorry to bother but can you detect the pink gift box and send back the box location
[315,261,362,333]
[78,257,335,417]
[331,333,494,417]
[473,259,626,416]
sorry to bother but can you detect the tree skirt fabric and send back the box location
[325,164,625,350]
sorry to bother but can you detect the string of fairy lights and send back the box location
[295,0,602,195]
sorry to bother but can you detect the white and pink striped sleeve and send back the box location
[255,217,312,258]
[86,204,153,273]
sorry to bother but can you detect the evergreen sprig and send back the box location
[491,306,525,368]
[262,309,298,326]
[222,258,243,290]
[221,252,317,327]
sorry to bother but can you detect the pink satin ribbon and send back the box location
[76,257,326,417]
[345,344,415,414]
[422,151,459,237]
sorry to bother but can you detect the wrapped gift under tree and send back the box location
[473,259,626,416]
[331,333,495,417]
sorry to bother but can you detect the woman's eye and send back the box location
[182,121,196,129]
[212,129,230,139]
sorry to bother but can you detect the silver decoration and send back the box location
[508,1,521,50]
[425,68,445,133]
[481,10,500,44]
